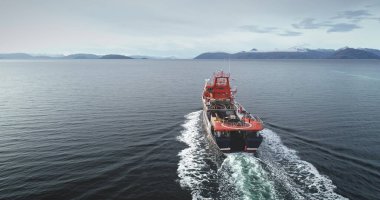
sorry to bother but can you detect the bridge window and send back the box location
[216,78,227,86]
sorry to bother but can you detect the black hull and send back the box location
[202,110,263,154]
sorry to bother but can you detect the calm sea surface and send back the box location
[0,59,379,200]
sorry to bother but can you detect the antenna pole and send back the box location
[228,55,231,74]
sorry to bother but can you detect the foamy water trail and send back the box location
[218,154,278,200]
[177,111,218,199]
[177,111,277,199]
[177,111,348,200]
[258,129,348,200]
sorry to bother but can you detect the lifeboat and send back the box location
[202,71,264,153]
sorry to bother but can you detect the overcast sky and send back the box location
[1,0,380,57]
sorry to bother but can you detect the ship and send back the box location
[202,71,264,153]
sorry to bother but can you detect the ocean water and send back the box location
[0,59,379,200]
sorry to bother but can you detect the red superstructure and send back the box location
[203,71,234,100]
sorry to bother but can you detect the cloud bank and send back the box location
[0,0,379,57]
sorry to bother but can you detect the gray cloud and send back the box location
[334,10,371,19]
[332,10,372,22]
[292,18,326,29]
[326,23,360,32]
[365,3,380,8]
[278,31,302,36]
[293,18,361,33]
[239,25,278,33]
[292,8,380,33]
[240,25,302,37]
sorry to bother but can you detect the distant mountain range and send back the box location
[194,48,380,59]
[1,47,380,60]
[0,53,160,59]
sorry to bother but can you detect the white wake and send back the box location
[177,111,348,200]
[258,129,348,200]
